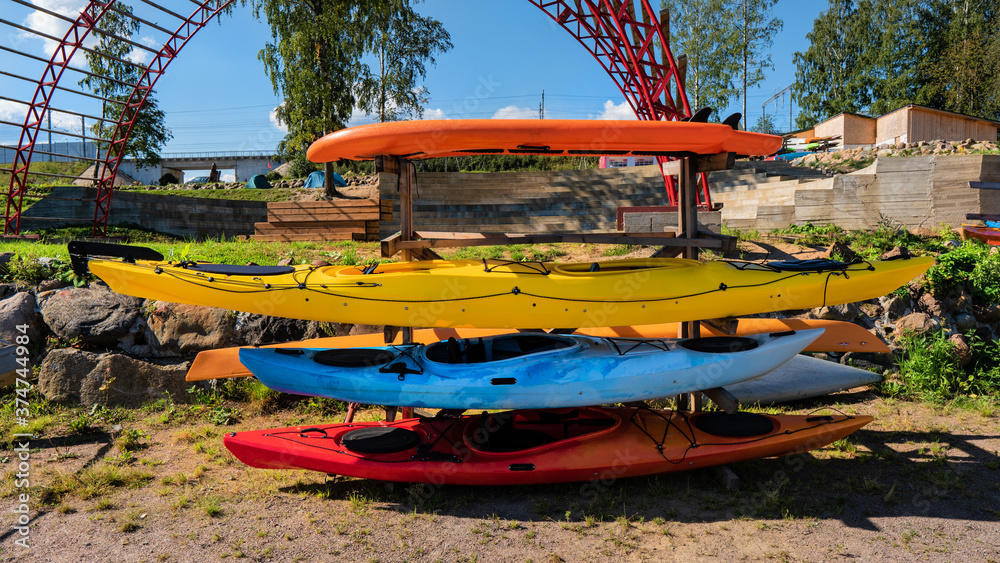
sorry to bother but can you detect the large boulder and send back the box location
[813,302,860,322]
[41,286,142,347]
[234,312,322,346]
[80,354,190,408]
[894,312,936,335]
[37,348,104,403]
[0,292,42,345]
[878,295,910,322]
[0,292,43,387]
[948,334,972,368]
[146,301,234,355]
[38,348,189,407]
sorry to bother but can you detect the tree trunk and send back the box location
[324,160,340,198]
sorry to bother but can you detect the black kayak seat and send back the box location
[183,263,296,276]
[679,336,759,353]
[341,427,421,454]
[312,348,397,368]
[767,258,849,272]
[694,412,775,437]
[425,334,575,364]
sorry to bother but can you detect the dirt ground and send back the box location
[1,389,998,563]
[3,233,996,562]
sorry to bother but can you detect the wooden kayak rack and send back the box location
[354,152,742,423]
[375,153,738,262]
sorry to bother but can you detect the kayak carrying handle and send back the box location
[379,362,423,380]
[67,240,164,276]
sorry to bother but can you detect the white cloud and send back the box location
[0,100,25,122]
[126,36,158,66]
[591,100,636,120]
[422,108,447,120]
[345,107,378,128]
[20,1,90,56]
[491,105,537,119]
[1,100,81,136]
[269,107,288,133]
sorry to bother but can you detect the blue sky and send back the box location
[1,0,826,166]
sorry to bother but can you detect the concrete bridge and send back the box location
[1,143,283,185]
[118,151,283,184]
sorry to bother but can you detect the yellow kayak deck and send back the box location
[88,256,933,329]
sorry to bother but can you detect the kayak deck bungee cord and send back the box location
[224,406,873,485]
[73,242,934,329]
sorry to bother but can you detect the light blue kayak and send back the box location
[238,330,823,409]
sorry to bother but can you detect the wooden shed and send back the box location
[875,105,1000,146]
[813,112,876,147]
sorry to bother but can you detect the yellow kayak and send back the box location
[78,243,933,329]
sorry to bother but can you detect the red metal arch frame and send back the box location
[8,1,703,236]
[3,0,235,236]
[529,0,713,207]
[92,0,236,236]
[3,1,116,235]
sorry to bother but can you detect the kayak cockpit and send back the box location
[464,409,620,453]
[424,334,578,364]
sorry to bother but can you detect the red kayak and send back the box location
[224,407,872,486]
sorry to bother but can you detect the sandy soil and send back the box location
[1,390,997,563]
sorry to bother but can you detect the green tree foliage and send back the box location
[732,0,783,130]
[794,0,1000,128]
[355,2,452,122]
[752,113,778,134]
[922,0,1000,118]
[660,0,738,117]
[662,1,781,127]
[248,1,365,159]
[246,0,449,196]
[792,0,868,128]
[79,5,172,170]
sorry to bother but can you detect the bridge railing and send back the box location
[154,151,281,160]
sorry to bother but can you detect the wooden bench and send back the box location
[253,199,391,242]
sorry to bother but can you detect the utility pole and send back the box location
[762,84,794,134]
[539,90,545,119]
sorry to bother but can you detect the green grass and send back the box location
[0,162,90,192]
[884,330,1000,402]
[0,236,383,283]
[119,187,313,202]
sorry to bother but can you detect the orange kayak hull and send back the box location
[962,225,1000,245]
[306,119,784,162]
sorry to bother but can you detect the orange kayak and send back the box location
[306,119,784,162]
[186,319,888,382]
[224,406,873,485]
[962,224,1000,245]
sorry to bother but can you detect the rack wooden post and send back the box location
[375,151,742,418]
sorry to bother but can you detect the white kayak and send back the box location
[238,329,823,409]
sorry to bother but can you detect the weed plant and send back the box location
[887,330,1000,402]
[925,240,1000,300]
[770,219,947,259]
